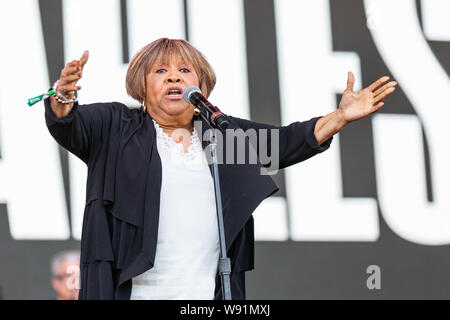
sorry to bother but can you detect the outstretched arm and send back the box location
[314,72,397,145]
[45,50,118,164]
[227,115,333,170]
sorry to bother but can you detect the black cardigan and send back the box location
[44,98,332,300]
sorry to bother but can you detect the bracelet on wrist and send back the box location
[27,79,79,106]
[53,91,77,104]
[52,80,78,104]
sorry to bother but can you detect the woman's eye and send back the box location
[155,67,189,73]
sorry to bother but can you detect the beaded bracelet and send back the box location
[27,80,78,106]
[52,80,78,104]
[53,91,77,104]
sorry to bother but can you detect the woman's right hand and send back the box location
[50,50,89,118]
[56,50,89,98]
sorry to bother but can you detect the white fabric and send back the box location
[130,119,220,300]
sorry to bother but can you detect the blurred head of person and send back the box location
[50,250,80,300]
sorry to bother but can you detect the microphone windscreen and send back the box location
[183,86,202,104]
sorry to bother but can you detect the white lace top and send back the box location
[130,119,220,300]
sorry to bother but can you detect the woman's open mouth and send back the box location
[165,86,183,100]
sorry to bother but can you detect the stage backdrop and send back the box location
[0,0,449,299]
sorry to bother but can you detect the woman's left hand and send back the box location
[337,72,397,124]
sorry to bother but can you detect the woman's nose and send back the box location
[167,74,181,83]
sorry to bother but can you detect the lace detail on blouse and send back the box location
[152,119,203,163]
[131,119,219,300]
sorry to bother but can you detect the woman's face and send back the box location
[145,56,200,123]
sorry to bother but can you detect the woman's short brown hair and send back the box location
[126,38,216,103]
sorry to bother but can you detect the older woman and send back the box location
[45,38,396,300]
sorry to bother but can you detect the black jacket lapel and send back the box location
[195,115,279,251]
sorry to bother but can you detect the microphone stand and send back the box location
[197,109,232,300]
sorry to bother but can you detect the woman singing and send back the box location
[44,38,396,300]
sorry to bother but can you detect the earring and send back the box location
[141,100,146,113]
[193,107,201,116]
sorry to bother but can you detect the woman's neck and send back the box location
[153,118,194,152]
[157,121,193,137]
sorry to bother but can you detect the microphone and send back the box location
[183,86,229,129]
